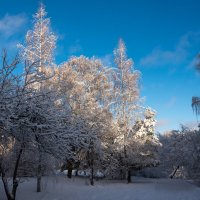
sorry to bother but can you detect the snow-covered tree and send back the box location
[184,128,200,180]
[0,4,164,193]
[19,3,56,67]
[159,131,184,178]
[18,3,56,88]
[110,39,141,182]
[159,125,200,180]
[129,108,160,169]
[53,56,113,184]
[16,4,60,193]
[58,56,111,111]
[0,51,30,200]
[112,39,140,119]
[0,49,64,199]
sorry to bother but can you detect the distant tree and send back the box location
[192,54,200,115]
[159,131,178,178]
[158,126,196,179]
[179,126,200,180]
[192,97,200,115]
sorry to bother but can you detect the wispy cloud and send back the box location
[0,13,28,53]
[140,31,200,69]
[0,13,27,38]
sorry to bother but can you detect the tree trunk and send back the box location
[2,147,23,200]
[37,152,42,192]
[90,163,94,186]
[120,169,123,180]
[127,169,131,183]
[2,175,14,200]
[170,165,179,179]
[67,160,73,179]
[90,151,94,186]
[75,161,80,176]
[37,175,42,192]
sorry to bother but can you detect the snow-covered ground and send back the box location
[1,176,200,200]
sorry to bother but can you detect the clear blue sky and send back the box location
[0,0,200,133]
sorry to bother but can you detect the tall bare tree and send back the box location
[111,39,141,182]
[18,3,56,86]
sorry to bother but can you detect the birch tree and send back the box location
[111,39,141,181]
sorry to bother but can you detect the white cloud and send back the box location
[0,13,28,53]
[140,31,200,68]
[0,13,27,38]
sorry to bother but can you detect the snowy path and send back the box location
[1,176,200,200]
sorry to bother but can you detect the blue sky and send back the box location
[0,0,200,133]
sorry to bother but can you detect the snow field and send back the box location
[1,176,200,200]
